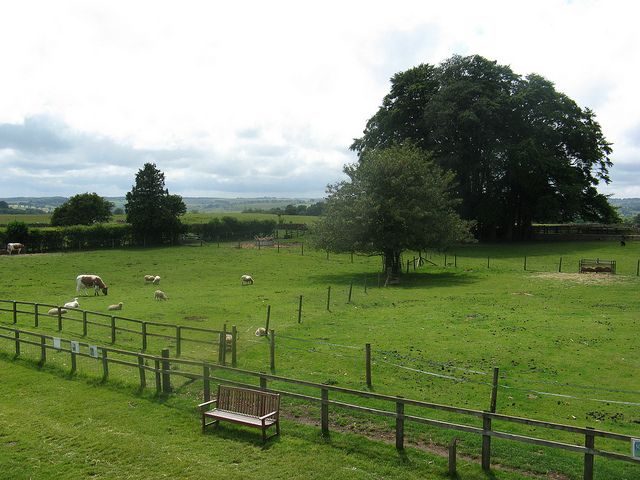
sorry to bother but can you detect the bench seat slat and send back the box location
[204,409,277,427]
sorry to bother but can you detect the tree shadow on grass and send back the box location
[309,271,479,290]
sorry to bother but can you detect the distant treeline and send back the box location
[188,217,277,241]
[242,201,325,216]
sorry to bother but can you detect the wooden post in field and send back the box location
[321,387,329,436]
[221,324,227,366]
[348,282,353,303]
[231,325,237,367]
[395,398,405,451]
[101,349,109,381]
[142,322,148,351]
[269,329,275,372]
[110,316,116,343]
[524,256,527,271]
[260,376,267,390]
[444,253,447,266]
[161,348,171,393]
[176,326,182,357]
[448,438,459,477]
[265,305,271,332]
[637,259,639,276]
[138,355,146,388]
[277,242,280,253]
[40,335,46,364]
[57,307,63,331]
[297,295,303,323]
[82,311,87,336]
[351,252,354,263]
[203,364,210,401]
[154,359,161,394]
[481,412,492,472]
[365,343,372,389]
[301,243,304,256]
[490,367,499,413]
[71,346,77,374]
[326,286,331,311]
[377,273,382,288]
[12,301,17,324]
[364,276,367,294]
[584,427,595,480]
[34,303,39,327]
[559,257,563,273]
[14,330,20,356]
[487,256,490,269]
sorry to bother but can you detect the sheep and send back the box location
[154,290,168,300]
[255,327,267,336]
[63,297,79,309]
[241,274,254,285]
[144,275,155,283]
[107,302,123,311]
[47,307,68,315]
[152,275,161,285]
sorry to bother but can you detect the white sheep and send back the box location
[63,298,79,309]
[254,327,267,336]
[152,275,161,285]
[144,275,155,283]
[154,290,168,300]
[47,307,68,315]
[241,274,254,285]
[107,302,123,311]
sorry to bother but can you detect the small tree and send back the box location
[50,193,114,226]
[125,163,186,245]
[313,144,473,277]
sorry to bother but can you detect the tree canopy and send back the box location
[50,193,113,226]
[351,54,618,239]
[312,144,473,276]
[125,163,186,245]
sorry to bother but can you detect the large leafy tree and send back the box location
[50,193,113,226]
[352,55,618,239]
[125,163,186,245]
[313,144,473,276]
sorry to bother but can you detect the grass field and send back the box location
[1,240,639,479]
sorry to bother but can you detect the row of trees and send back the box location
[242,202,325,216]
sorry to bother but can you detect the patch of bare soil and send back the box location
[532,272,623,285]
[281,408,570,479]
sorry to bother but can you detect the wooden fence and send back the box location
[0,299,236,365]
[0,325,637,480]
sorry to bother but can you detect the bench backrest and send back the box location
[217,385,280,417]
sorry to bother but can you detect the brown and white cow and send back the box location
[76,274,108,296]
[7,243,25,255]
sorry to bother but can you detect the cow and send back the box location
[7,243,25,255]
[76,274,108,296]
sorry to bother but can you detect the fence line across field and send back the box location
[0,299,237,365]
[0,325,637,480]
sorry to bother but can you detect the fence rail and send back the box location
[0,325,637,480]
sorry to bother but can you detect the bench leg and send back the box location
[262,427,267,443]
[276,420,280,436]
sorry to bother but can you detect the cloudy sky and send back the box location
[1,0,639,199]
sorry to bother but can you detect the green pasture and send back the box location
[1,240,639,479]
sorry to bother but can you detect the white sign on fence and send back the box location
[89,345,99,358]
[633,438,640,458]
[53,337,61,350]
[70,341,80,354]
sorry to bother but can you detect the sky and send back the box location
[1,0,639,199]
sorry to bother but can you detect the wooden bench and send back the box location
[579,258,616,274]
[198,385,280,442]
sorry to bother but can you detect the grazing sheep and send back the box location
[107,302,123,311]
[241,274,254,285]
[144,275,155,283]
[153,275,161,285]
[63,298,79,309]
[154,290,168,300]
[47,307,68,315]
[255,327,267,336]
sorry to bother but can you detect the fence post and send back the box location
[142,322,147,350]
[364,277,367,294]
[40,335,46,364]
[12,301,17,324]
[218,332,224,364]
[490,367,499,413]
[221,324,227,366]
[161,348,171,393]
[559,256,563,273]
[203,364,210,401]
[57,307,63,331]
[449,438,459,477]
[524,256,527,271]
[351,252,354,263]
[348,283,353,303]
[301,243,304,256]
[269,329,276,372]
[82,311,87,336]
[176,326,182,357]
[231,325,237,367]
[101,349,109,381]
[14,330,20,356]
[297,295,303,323]
[481,412,492,472]
[455,254,457,268]
[636,259,639,276]
[584,427,595,480]
[154,359,161,394]
[321,387,329,436]
[265,305,271,332]
[487,256,490,269]
[110,316,116,343]
[71,347,77,374]
[34,303,39,327]
[138,355,146,389]
[365,343,372,389]
[444,253,447,266]
[326,286,331,311]
[260,376,267,390]
[396,398,405,451]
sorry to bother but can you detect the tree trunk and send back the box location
[383,249,402,276]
